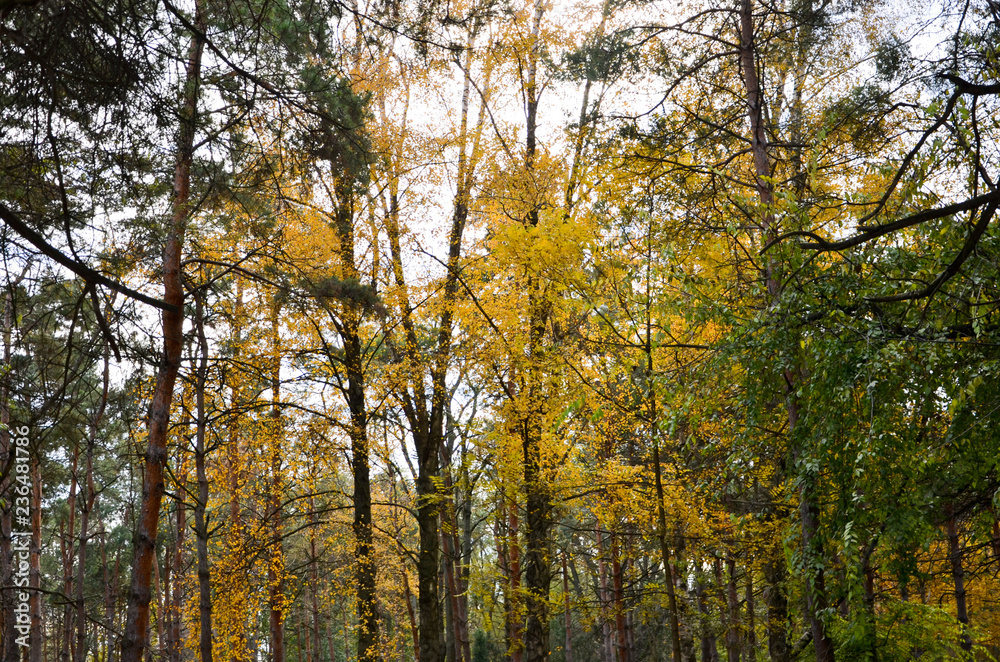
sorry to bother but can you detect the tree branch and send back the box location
[0,202,177,312]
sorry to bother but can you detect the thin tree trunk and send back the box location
[696,573,716,662]
[991,506,1000,561]
[648,378,682,662]
[269,301,285,662]
[0,289,16,662]
[611,536,629,662]
[62,448,80,662]
[724,557,739,662]
[946,505,973,652]
[521,6,553,662]
[193,290,213,662]
[309,495,320,662]
[402,570,419,662]
[379,25,487,660]
[737,1,832,659]
[120,4,204,660]
[76,345,109,662]
[440,441,470,662]
[499,504,522,662]
[745,566,756,662]
[562,552,572,662]
[170,469,186,662]
[29,456,43,662]
[762,557,788,662]
[596,527,612,662]
[340,595,351,662]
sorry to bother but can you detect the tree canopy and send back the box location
[1,1,999,662]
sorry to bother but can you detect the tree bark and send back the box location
[331,174,380,662]
[498,503,522,662]
[120,4,204,660]
[170,477,185,662]
[745,566,756,662]
[0,289,16,662]
[562,551,572,662]
[762,557,788,662]
[402,570,419,662]
[269,301,285,662]
[946,505,973,652]
[724,557,739,662]
[29,456,43,662]
[61,448,79,662]
[737,1,833,659]
[521,5,553,662]
[696,575,717,662]
[610,536,630,662]
[75,346,108,662]
[193,289,214,662]
[379,24,486,662]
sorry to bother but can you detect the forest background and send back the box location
[1,0,999,661]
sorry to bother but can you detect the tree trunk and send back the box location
[62,448,79,662]
[171,486,185,662]
[76,346,109,662]
[193,290,214,662]
[521,5,553,662]
[330,174,380,662]
[724,557,739,662]
[946,505,973,652]
[269,301,286,662]
[120,4,204,660]
[737,1,833,659]
[745,566,756,662]
[379,25,484,659]
[0,289,16,662]
[611,536,630,662]
[762,557,788,662]
[498,503,522,662]
[402,570,419,662]
[596,527,612,662]
[696,574,717,662]
[29,456,43,662]
[562,552,572,662]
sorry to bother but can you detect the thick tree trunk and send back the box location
[120,5,204,660]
